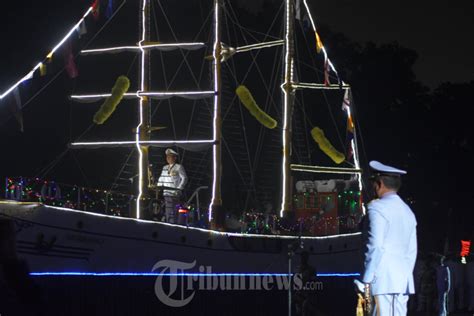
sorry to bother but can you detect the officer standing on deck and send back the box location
[157,148,187,224]
[356,161,418,316]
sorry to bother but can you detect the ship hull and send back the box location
[0,201,362,274]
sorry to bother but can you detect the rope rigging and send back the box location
[222,0,286,208]
[25,0,131,182]
[152,0,214,177]
[295,19,346,153]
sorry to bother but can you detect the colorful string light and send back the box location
[5,177,133,215]
[6,176,363,239]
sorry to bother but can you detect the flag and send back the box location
[76,21,87,38]
[13,88,23,132]
[315,32,323,53]
[342,89,354,160]
[2,88,25,132]
[92,0,101,20]
[64,42,79,79]
[341,88,350,111]
[105,0,114,19]
[302,13,311,31]
[295,0,301,20]
[39,63,47,76]
[461,240,471,257]
[46,52,54,62]
[323,59,330,86]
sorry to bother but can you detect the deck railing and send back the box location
[5,177,135,217]
[5,177,362,236]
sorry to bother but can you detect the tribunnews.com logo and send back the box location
[152,260,323,307]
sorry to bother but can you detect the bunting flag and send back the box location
[315,32,323,54]
[13,88,24,132]
[302,13,311,31]
[461,240,471,264]
[64,41,79,79]
[77,21,87,38]
[341,88,350,111]
[296,0,311,31]
[0,5,94,103]
[461,240,471,257]
[295,0,301,20]
[92,0,101,20]
[105,0,114,19]
[2,88,25,132]
[39,63,47,76]
[21,74,32,88]
[323,59,331,86]
[46,52,54,63]
[342,89,354,160]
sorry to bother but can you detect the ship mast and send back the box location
[210,0,223,228]
[280,0,295,216]
[67,0,216,220]
[136,0,152,218]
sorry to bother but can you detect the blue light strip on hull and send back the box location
[30,272,360,277]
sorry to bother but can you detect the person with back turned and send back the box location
[355,161,417,316]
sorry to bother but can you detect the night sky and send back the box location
[1,0,473,255]
[238,0,474,87]
[2,1,473,91]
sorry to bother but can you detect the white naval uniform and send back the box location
[362,192,417,316]
[157,163,187,223]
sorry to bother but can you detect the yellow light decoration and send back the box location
[236,85,277,129]
[93,76,131,124]
[310,127,345,164]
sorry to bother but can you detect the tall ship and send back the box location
[0,0,365,276]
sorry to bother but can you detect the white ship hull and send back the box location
[0,201,362,274]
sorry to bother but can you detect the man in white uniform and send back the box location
[157,148,187,224]
[357,160,417,316]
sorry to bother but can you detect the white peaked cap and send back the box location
[369,160,407,175]
[165,148,178,156]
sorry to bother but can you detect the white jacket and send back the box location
[157,163,187,196]
[362,192,417,295]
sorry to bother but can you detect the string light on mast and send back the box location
[134,0,149,219]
